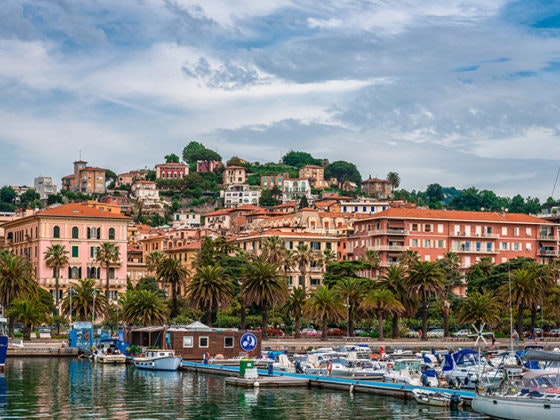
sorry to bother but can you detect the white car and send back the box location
[452,329,470,337]
[427,329,444,338]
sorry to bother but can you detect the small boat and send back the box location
[412,389,463,408]
[92,343,127,365]
[133,350,182,371]
[383,359,439,387]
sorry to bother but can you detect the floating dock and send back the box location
[181,361,476,404]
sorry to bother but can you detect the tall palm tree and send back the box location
[386,171,400,191]
[8,298,48,340]
[304,286,345,338]
[438,251,461,337]
[398,250,420,269]
[0,251,38,336]
[498,267,537,337]
[120,289,169,326]
[381,265,414,338]
[334,277,366,337]
[60,278,109,322]
[361,249,381,278]
[157,257,189,318]
[186,264,233,327]
[317,249,337,271]
[455,289,501,331]
[242,260,289,336]
[529,263,554,332]
[44,244,69,329]
[95,242,121,299]
[407,260,447,340]
[260,235,288,267]
[146,250,166,275]
[284,287,307,338]
[293,243,316,289]
[361,287,404,340]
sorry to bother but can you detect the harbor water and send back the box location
[0,358,490,419]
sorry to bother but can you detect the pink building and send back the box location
[155,162,189,179]
[2,203,130,302]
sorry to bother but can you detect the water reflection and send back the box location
[3,359,490,419]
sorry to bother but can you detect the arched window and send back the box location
[72,226,79,239]
[109,267,115,280]
[53,226,60,238]
[108,228,115,240]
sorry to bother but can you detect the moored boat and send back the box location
[411,388,463,408]
[0,317,7,373]
[133,350,182,371]
[472,350,560,420]
[92,343,127,365]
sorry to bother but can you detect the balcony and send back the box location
[366,245,407,252]
[450,232,499,239]
[367,229,408,236]
[452,247,498,254]
[538,249,557,256]
[539,233,556,240]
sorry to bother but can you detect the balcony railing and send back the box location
[366,245,408,252]
[450,232,499,239]
[451,248,498,254]
[539,234,556,240]
[538,249,557,256]
[366,229,409,236]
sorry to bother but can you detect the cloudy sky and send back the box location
[1,0,560,200]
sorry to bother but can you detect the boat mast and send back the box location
[508,262,513,352]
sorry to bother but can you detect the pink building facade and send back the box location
[2,203,129,302]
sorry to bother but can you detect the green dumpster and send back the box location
[239,359,254,377]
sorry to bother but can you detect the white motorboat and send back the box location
[92,344,127,365]
[383,359,439,387]
[411,389,463,408]
[441,348,503,389]
[133,350,182,371]
[472,369,560,420]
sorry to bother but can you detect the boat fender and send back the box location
[349,384,354,394]
[326,360,333,375]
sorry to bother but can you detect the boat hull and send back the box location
[133,356,182,371]
[0,336,7,373]
[472,395,560,420]
[95,354,127,365]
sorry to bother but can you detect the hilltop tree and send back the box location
[324,161,361,188]
[282,151,322,168]
[182,141,221,164]
[165,153,180,163]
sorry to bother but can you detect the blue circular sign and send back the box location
[240,333,258,352]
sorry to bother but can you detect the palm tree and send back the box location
[304,286,345,338]
[407,260,447,340]
[293,243,316,289]
[334,277,366,337]
[361,287,404,340]
[242,260,289,336]
[381,265,414,338]
[455,289,501,331]
[0,251,38,336]
[361,249,381,278]
[60,278,109,322]
[317,249,337,271]
[386,171,400,191]
[44,244,69,333]
[438,251,461,337]
[398,250,420,269]
[146,250,166,275]
[95,242,121,299]
[120,289,169,326]
[157,257,189,318]
[498,267,537,337]
[260,236,288,267]
[528,263,554,332]
[284,287,307,338]
[8,298,48,340]
[186,265,234,327]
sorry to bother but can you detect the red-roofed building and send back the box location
[361,177,393,199]
[61,160,106,194]
[349,208,558,290]
[223,165,247,186]
[155,162,189,179]
[2,203,129,303]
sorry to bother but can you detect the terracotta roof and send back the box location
[225,165,246,170]
[365,208,554,224]
[236,229,339,240]
[36,203,129,219]
[204,209,232,217]
[169,241,202,251]
[362,178,390,183]
[314,200,337,207]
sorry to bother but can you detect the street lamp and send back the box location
[346,296,350,340]
[69,287,73,327]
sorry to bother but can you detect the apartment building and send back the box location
[222,184,261,208]
[361,177,393,199]
[223,165,247,186]
[155,162,189,179]
[261,173,290,191]
[34,176,57,200]
[349,208,558,271]
[298,165,329,188]
[2,203,129,302]
[281,178,312,204]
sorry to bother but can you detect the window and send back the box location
[500,242,508,250]
[72,246,79,258]
[310,241,320,251]
[224,337,234,348]
[411,223,418,232]
[109,228,115,240]
[487,242,492,252]
[525,227,532,236]
[183,336,193,348]
[109,268,115,279]
[326,242,332,249]
[423,240,431,248]
[526,243,532,251]
[410,239,418,247]
[502,227,507,236]
[437,240,444,248]
[199,336,209,348]
[53,226,60,238]
[513,243,520,251]
[424,224,432,232]
[475,242,481,252]
[514,227,520,237]
[437,224,444,233]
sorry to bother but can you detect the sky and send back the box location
[1,0,560,201]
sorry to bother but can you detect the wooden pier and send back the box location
[181,361,476,404]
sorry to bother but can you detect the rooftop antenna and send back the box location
[552,163,560,198]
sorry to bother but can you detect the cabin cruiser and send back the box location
[441,348,503,389]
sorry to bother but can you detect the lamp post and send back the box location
[69,287,73,327]
[346,296,350,340]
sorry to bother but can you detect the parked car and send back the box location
[452,329,471,337]
[327,328,346,337]
[427,329,444,338]
[301,328,320,337]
